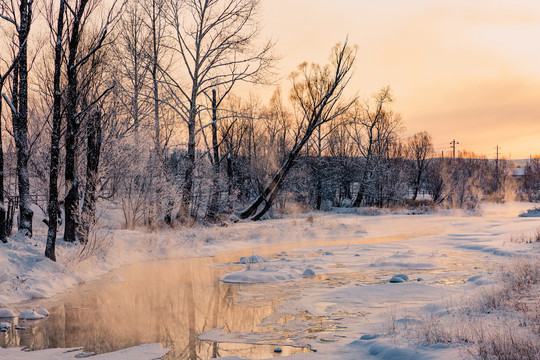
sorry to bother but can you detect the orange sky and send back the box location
[258,0,540,159]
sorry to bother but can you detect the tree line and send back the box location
[0,0,537,261]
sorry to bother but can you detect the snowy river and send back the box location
[0,234,427,359]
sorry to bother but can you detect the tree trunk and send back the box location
[353,148,372,207]
[182,109,196,218]
[0,83,6,243]
[64,0,89,243]
[316,176,322,210]
[205,89,220,222]
[12,0,33,237]
[243,133,308,220]
[412,171,421,201]
[64,93,80,243]
[152,23,160,157]
[45,0,66,261]
[79,110,102,243]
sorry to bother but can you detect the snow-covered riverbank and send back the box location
[1,202,539,359]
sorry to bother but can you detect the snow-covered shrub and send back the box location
[475,325,539,360]
[510,228,540,244]
[405,258,540,358]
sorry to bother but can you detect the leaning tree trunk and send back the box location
[79,110,102,243]
[242,132,310,220]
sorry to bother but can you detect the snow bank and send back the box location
[221,269,297,283]
[18,310,45,320]
[0,343,169,360]
[519,208,540,217]
[1,202,540,360]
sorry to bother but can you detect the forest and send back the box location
[0,0,539,262]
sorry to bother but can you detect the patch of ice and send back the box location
[18,310,45,320]
[221,270,296,284]
[0,343,169,359]
[0,322,10,332]
[389,274,409,283]
[111,274,125,283]
[0,309,15,318]
[36,308,49,317]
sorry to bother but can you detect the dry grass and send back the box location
[399,258,540,359]
[510,228,540,244]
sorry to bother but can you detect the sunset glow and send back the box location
[261,0,540,159]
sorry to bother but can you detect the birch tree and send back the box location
[0,0,35,236]
[63,0,124,244]
[44,0,124,260]
[0,49,21,243]
[44,0,66,260]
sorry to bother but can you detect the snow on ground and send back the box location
[1,201,539,359]
[200,202,540,360]
[0,343,169,360]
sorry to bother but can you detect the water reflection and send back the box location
[0,256,308,359]
[1,232,443,358]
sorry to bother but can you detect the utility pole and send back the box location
[495,145,500,195]
[495,145,499,173]
[450,139,459,159]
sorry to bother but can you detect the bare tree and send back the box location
[78,109,102,242]
[1,0,35,237]
[240,40,356,220]
[140,0,167,157]
[348,87,400,207]
[0,48,22,243]
[113,0,152,136]
[44,0,66,260]
[42,0,125,260]
[62,0,124,244]
[407,131,433,201]
[163,0,272,218]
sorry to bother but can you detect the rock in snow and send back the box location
[239,255,266,264]
[303,268,316,277]
[37,308,50,317]
[0,309,15,318]
[389,274,409,283]
[18,310,45,320]
[0,322,10,332]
